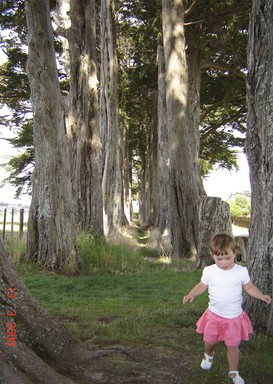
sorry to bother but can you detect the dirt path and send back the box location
[61,342,272,384]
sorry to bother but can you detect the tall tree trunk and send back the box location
[187,45,205,195]
[188,46,226,269]
[162,0,204,258]
[100,0,126,237]
[244,0,273,331]
[123,121,132,223]
[139,150,146,224]
[140,91,158,227]
[56,0,103,234]
[25,0,79,273]
[156,44,171,242]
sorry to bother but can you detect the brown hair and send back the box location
[210,233,237,256]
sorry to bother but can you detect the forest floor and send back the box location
[63,335,273,384]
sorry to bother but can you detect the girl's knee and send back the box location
[226,345,240,355]
[205,341,218,352]
[226,345,240,350]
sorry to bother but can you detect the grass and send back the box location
[4,230,273,383]
[21,270,203,344]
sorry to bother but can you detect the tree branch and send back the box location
[200,101,224,123]
[185,19,204,26]
[202,62,246,81]
[200,105,246,143]
[185,0,200,17]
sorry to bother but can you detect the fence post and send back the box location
[11,208,15,240]
[2,208,7,240]
[19,208,24,239]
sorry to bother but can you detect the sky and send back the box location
[0,51,31,206]
[202,151,251,200]
[0,129,31,206]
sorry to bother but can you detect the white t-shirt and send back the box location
[201,264,250,319]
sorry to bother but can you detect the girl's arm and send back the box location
[243,282,272,304]
[183,281,208,304]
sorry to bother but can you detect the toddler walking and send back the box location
[183,233,271,384]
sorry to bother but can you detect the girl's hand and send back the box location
[182,282,208,304]
[262,295,272,304]
[244,282,272,304]
[182,294,195,304]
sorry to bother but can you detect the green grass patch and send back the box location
[76,232,152,274]
[21,270,205,344]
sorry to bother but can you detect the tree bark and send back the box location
[100,0,127,238]
[244,0,273,331]
[63,0,103,234]
[155,44,171,244]
[25,0,79,273]
[140,91,158,228]
[187,45,204,197]
[162,0,204,258]
[195,196,232,269]
[123,120,132,223]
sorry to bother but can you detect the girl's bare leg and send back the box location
[226,346,245,383]
[226,346,239,371]
[205,341,218,357]
[200,342,218,370]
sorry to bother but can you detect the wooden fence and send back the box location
[232,216,250,228]
[0,207,250,241]
[0,208,28,240]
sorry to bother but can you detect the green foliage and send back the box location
[227,192,251,217]
[194,0,251,176]
[0,1,33,197]
[118,0,160,162]
[0,1,29,108]
[1,120,34,196]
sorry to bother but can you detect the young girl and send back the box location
[183,233,272,384]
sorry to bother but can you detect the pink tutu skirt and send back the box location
[196,308,253,347]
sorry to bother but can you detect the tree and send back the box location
[155,44,170,241]
[24,0,79,272]
[197,0,251,176]
[244,0,273,331]
[100,0,127,237]
[54,0,103,234]
[162,0,205,258]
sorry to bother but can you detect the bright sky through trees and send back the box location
[0,134,250,206]
[203,151,251,200]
